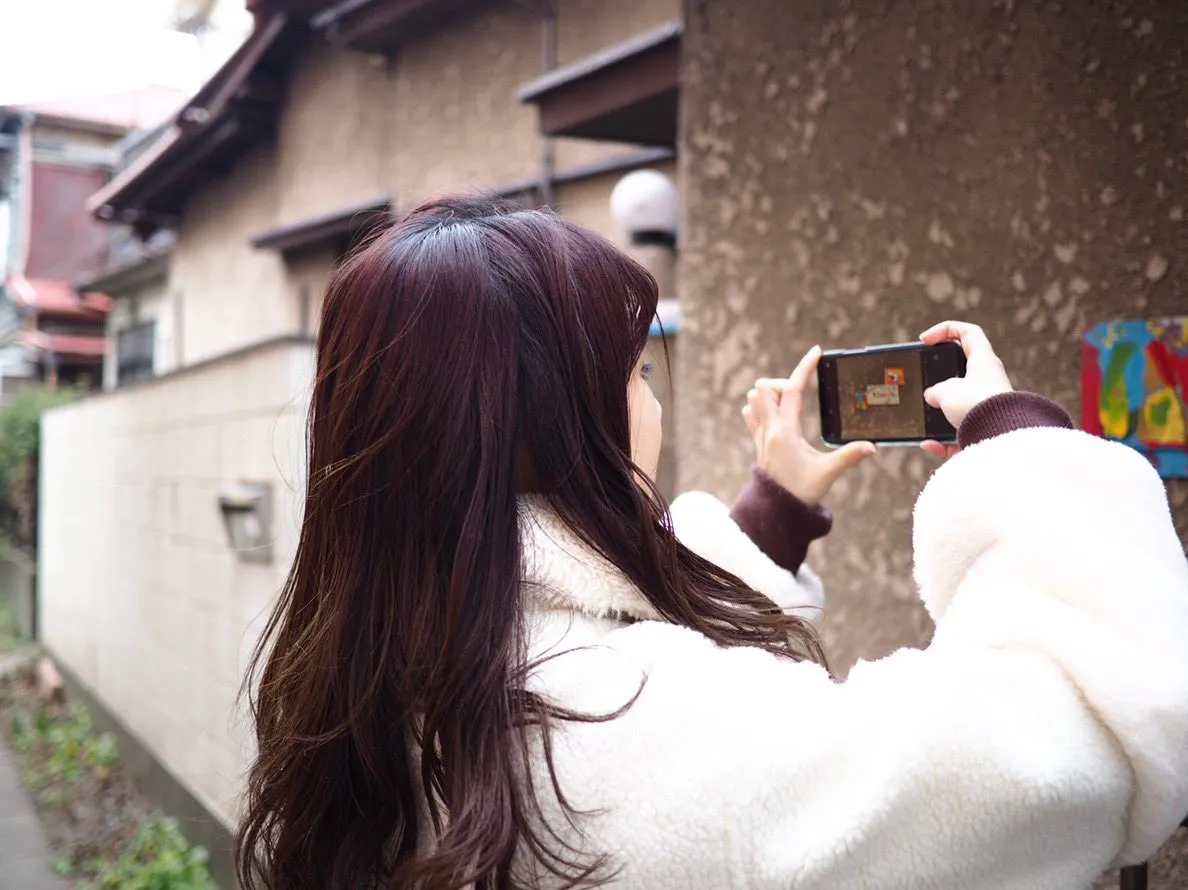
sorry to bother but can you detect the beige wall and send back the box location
[170,145,294,365]
[266,0,682,216]
[40,337,313,825]
[679,0,1188,665]
[386,2,542,205]
[275,43,392,223]
[283,246,338,337]
[556,0,678,66]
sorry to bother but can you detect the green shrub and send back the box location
[16,704,120,786]
[10,702,217,888]
[0,387,77,483]
[84,814,216,890]
[0,604,20,651]
[0,386,77,547]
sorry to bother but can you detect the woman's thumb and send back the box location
[923,377,959,409]
[828,440,876,477]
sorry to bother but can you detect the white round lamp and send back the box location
[610,169,678,249]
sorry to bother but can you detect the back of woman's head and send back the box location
[237,196,823,889]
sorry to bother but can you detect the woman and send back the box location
[237,196,1188,889]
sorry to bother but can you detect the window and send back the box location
[117,321,155,385]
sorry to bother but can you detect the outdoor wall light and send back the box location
[218,481,273,564]
[610,169,679,250]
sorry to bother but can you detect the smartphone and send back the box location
[817,341,966,446]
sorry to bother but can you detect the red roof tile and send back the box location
[17,330,108,357]
[7,276,111,316]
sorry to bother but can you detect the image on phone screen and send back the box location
[818,342,966,445]
[837,353,926,440]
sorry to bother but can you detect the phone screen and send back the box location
[818,342,966,445]
[836,351,927,440]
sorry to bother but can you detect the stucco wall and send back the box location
[40,337,313,825]
[282,246,338,337]
[275,42,392,223]
[556,0,678,66]
[385,2,542,204]
[679,0,1188,673]
[170,145,294,365]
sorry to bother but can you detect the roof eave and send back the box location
[86,13,297,228]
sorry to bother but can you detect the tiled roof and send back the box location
[17,330,107,357]
[7,276,112,316]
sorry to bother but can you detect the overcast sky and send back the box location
[0,0,251,105]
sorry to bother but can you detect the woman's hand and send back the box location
[743,345,876,507]
[919,320,1014,459]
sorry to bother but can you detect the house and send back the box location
[37,0,1188,886]
[0,89,184,395]
[73,128,180,391]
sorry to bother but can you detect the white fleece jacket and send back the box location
[515,427,1188,889]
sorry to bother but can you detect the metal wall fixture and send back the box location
[217,481,273,564]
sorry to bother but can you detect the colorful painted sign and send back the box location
[1082,317,1188,478]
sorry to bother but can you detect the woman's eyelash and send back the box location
[641,363,656,380]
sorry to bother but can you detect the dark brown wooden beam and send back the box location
[317,0,480,52]
[251,196,394,256]
[517,21,681,147]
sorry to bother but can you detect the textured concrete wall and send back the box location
[679,0,1188,673]
[40,338,313,826]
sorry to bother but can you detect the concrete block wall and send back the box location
[39,337,313,825]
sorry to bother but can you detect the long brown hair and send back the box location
[236,196,824,889]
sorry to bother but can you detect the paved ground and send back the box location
[0,742,65,890]
[0,647,65,890]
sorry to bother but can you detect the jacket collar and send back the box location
[519,495,661,623]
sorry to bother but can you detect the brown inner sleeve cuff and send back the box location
[957,391,1075,449]
[729,467,833,576]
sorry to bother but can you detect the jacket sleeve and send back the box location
[529,427,1188,887]
[668,488,826,626]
